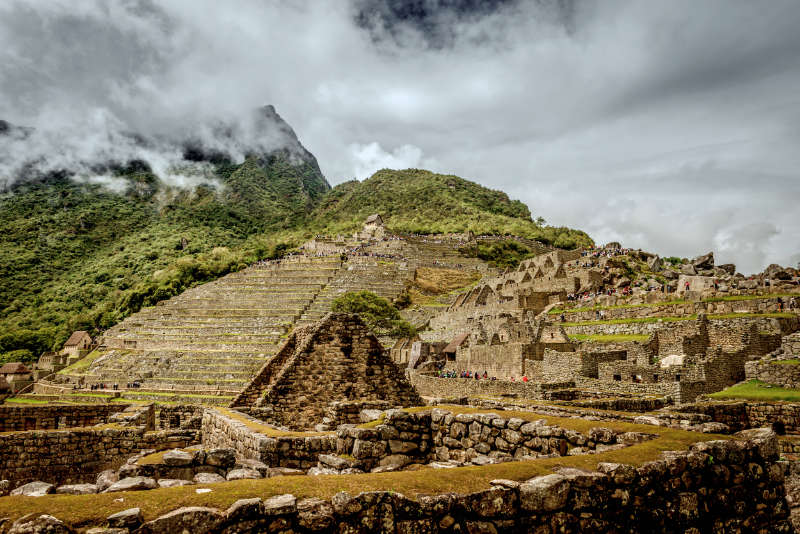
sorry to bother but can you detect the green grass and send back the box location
[709,380,800,402]
[761,359,800,365]
[3,397,50,405]
[568,334,650,343]
[0,405,722,526]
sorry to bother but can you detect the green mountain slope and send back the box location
[309,168,592,248]
[0,152,590,363]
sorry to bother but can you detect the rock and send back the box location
[297,498,335,531]
[267,467,304,478]
[633,416,662,426]
[226,468,262,481]
[193,472,226,484]
[162,449,195,467]
[520,474,571,512]
[8,515,73,534]
[104,477,157,493]
[718,263,736,275]
[318,454,351,470]
[692,252,714,269]
[359,409,384,423]
[308,467,338,476]
[11,482,54,497]
[106,508,143,529]
[55,484,98,495]
[700,422,730,434]
[647,255,664,272]
[158,479,195,488]
[204,448,236,468]
[471,455,495,466]
[489,479,520,489]
[87,528,128,534]
[137,507,224,534]
[263,494,297,516]
[0,479,10,496]
[96,470,119,492]
[378,454,411,469]
[236,458,269,476]
[681,264,697,276]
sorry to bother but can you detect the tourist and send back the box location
[778,297,784,311]
[522,375,528,382]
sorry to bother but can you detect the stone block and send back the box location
[520,474,570,512]
[106,508,143,529]
[137,506,224,534]
[11,481,55,497]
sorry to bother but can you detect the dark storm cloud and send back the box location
[0,0,798,273]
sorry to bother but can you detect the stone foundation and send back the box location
[0,404,130,432]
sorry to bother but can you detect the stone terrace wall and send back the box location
[675,401,800,434]
[0,426,197,486]
[334,409,647,471]
[409,371,572,399]
[201,408,335,469]
[156,405,205,430]
[745,360,800,388]
[0,404,129,432]
[31,428,792,533]
[323,399,392,428]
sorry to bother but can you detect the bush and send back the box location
[331,290,416,337]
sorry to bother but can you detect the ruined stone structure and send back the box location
[231,313,421,429]
[0,362,32,393]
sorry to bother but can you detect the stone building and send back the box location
[231,313,421,430]
[356,213,386,240]
[62,330,93,359]
[0,362,33,393]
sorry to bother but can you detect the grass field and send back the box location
[568,333,650,343]
[561,312,794,328]
[708,380,800,402]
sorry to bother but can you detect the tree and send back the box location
[331,291,416,337]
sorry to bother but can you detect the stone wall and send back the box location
[409,371,573,399]
[0,404,129,432]
[333,408,648,471]
[156,405,205,430]
[322,400,393,428]
[200,408,335,469]
[17,429,792,533]
[0,426,197,487]
[676,401,800,434]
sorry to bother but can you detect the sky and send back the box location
[1,0,799,274]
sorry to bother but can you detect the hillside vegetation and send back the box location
[308,169,592,249]
[0,166,591,362]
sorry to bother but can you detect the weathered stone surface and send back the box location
[0,479,9,496]
[104,477,157,493]
[267,467,305,478]
[162,449,195,467]
[55,484,98,495]
[157,479,195,488]
[106,508,143,529]
[263,494,297,516]
[297,498,335,531]
[235,458,269,476]
[193,472,226,484]
[226,468,262,481]
[137,507,224,534]
[95,470,119,492]
[11,482,54,497]
[8,514,73,534]
[520,474,571,512]
[204,448,236,468]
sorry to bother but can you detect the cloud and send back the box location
[1,0,799,273]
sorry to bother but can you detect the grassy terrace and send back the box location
[549,293,798,315]
[568,333,650,343]
[0,405,725,526]
[560,312,795,328]
[709,380,800,402]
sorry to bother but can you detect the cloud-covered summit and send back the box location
[1,0,798,273]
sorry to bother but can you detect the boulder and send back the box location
[263,494,297,516]
[359,409,384,423]
[136,507,224,534]
[692,252,714,269]
[236,458,269,477]
[8,515,73,534]
[0,479,9,496]
[318,454,352,470]
[193,472,226,484]
[267,467,304,478]
[717,263,736,275]
[95,470,119,492]
[11,482,54,497]
[681,264,697,276]
[226,468,262,481]
[106,508,143,530]
[55,484,98,495]
[104,477,157,493]
[204,448,236,468]
[647,256,664,272]
[297,498,335,531]
[162,449,195,467]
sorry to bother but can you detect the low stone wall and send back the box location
[409,371,572,399]
[156,405,205,430]
[322,399,392,428]
[675,401,800,434]
[745,360,800,388]
[200,409,335,469]
[0,426,197,487]
[0,404,129,432]
[12,429,791,533]
[331,409,651,472]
